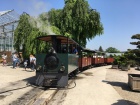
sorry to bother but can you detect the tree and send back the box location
[130,34,140,50]
[14,13,48,58]
[48,0,103,47]
[14,13,32,58]
[98,46,104,52]
[112,49,137,67]
[14,0,104,58]
[130,34,140,64]
[37,13,61,35]
[106,47,120,53]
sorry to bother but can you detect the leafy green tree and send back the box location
[38,12,61,35]
[112,55,121,65]
[106,47,120,53]
[14,13,32,58]
[98,46,104,52]
[130,34,140,50]
[14,0,104,59]
[24,28,39,56]
[48,9,72,38]
[14,13,48,58]
[130,34,140,64]
[113,50,137,67]
[48,0,103,47]
[123,50,137,66]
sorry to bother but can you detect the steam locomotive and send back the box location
[35,35,114,87]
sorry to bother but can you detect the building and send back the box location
[0,10,19,52]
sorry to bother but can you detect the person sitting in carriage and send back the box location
[72,46,78,54]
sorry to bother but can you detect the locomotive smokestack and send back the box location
[49,47,56,54]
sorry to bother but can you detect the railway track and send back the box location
[2,82,58,105]
[10,87,45,105]
[0,80,51,105]
[30,78,75,105]
[0,77,75,105]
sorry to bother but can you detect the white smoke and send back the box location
[46,22,56,35]
[29,14,55,35]
[18,0,55,34]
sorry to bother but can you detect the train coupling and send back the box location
[43,78,58,86]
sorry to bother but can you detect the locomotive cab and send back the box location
[35,35,80,87]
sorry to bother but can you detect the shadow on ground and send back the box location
[112,99,139,105]
[81,72,93,76]
[102,80,140,93]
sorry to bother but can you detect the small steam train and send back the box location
[35,35,114,87]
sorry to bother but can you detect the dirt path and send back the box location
[48,66,136,105]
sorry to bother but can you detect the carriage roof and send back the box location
[37,35,96,53]
[82,48,96,53]
[37,35,79,45]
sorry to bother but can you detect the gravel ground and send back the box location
[1,63,140,105]
[105,67,140,105]
[0,64,36,105]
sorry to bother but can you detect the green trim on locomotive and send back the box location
[36,53,79,74]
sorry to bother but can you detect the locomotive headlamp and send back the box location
[59,65,65,72]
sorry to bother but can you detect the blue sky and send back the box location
[0,0,140,51]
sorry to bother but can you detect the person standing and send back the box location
[24,60,28,70]
[12,52,17,69]
[2,53,7,66]
[30,54,36,71]
[16,54,21,67]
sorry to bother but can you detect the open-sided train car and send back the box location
[92,56,105,66]
[92,52,114,66]
[104,58,114,64]
[79,48,95,70]
[35,35,81,87]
